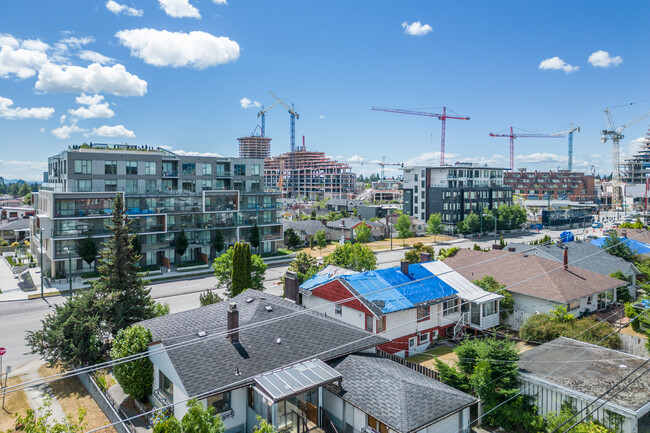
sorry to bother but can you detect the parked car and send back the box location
[591,222,603,228]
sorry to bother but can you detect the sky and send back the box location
[0,0,649,181]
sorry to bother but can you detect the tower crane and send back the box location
[551,124,580,172]
[360,156,404,180]
[268,91,300,196]
[256,100,281,137]
[371,107,470,165]
[489,127,563,171]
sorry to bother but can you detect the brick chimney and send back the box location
[227,303,239,343]
[563,247,568,271]
[420,252,432,263]
[400,260,409,275]
[621,230,627,238]
[284,271,301,305]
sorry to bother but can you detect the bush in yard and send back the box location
[182,399,225,433]
[323,243,377,271]
[403,242,434,264]
[111,325,154,400]
[520,312,621,349]
[153,417,182,433]
[199,289,223,306]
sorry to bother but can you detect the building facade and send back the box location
[402,163,512,232]
[238,136,272,159]
[31,144,282,278]
[504,169,596,201]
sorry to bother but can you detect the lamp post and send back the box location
[39,226,43,299]
[64,247,72,297]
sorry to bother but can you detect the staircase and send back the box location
[453,312,468,340]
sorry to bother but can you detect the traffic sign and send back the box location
[0,348,5,356]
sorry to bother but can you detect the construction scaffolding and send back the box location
[264,150,356,198]
[238,136,272,159]
[621,128,650,184]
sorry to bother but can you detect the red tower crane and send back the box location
[489,127,563,170]
[372,107,470,165]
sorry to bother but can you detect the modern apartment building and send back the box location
[402,163,512,232]
[504,169,596,201]
[31,143,282,278]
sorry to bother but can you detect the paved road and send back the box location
[0,229,555,370]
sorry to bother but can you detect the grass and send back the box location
[38,364,117,433]
[406,346,455,365]
[0,376,30,431]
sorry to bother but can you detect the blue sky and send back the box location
[1,0,648,181]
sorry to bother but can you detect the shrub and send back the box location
[520,313,621,349]
[111,325,154,400]
[200,289,223,306]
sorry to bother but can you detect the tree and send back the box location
[111,325,154,400]
[254,416,278,433]
[457,213,480,234]
[284,228,301,250]
[426,213,442,240]
[287,252,321,283]
[92,194,156,336]
[354,222,371,244]
[213,245,267,297]
[437,247,459,260]
[18,181,31,197]
[323,243,377,271]
[175,229,190,264]
[182,399,225,433]
[250,222,261,254]
[496,204,527,230]
[199,289,223,306]
[78,231,98,271]
[603,231,637,262]
[231,242,251,297]
[395,214,413,241]
[315,229,328,249]
[404,242,434,264]
[9,398,86,433]
[154,302,171,317]
[212,230,225,257]
[472,276,514,319]
[131,234,142,257]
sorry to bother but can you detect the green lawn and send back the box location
[406,346,454,364]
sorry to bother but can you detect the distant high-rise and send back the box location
[238,136,272,159]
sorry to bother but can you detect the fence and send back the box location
[376,350,439,381]
[619,333,649,357]
[502,310,534,331]
[78,372,136,433]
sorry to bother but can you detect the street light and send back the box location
[64,247,72,297]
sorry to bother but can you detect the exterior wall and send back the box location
[309,281,375,317]
[149,343,190,419]
[302,293,368,329]
[417,407,470,433]
[198,387,247,433]
[505,170,596,201]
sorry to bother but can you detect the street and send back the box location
[0,228,557,370]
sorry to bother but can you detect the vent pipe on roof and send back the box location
[400,260,409,275]
[563,247,568,271]
[227,303,239,343]
[420,252,432,263]
[284,271,301,305]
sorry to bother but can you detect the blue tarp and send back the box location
[590,237,650,255]
[560,231,575,243]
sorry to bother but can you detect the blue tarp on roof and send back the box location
[590,237,650,255]
[560,231,575,243]
[300,274,334,290]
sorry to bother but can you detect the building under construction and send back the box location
[238,136,272,159]
[621,128,650,184]
[264,148,355,198]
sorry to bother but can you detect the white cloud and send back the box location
[0,34,19,49]
[212,0,228,4]
[240,97,260,109]
[88,124,135,138]
[158,0,201,18]
[69,102,115,120]
[539,57,579,74]
[588,50,622,68]
[173,149,222,157]
[404,152,459,166]
[21,39,49,52]
[0,160,47,181]
[347,155,365,163]
[52,124,87,139]
[516,152,565,164]
[0,96,54,119]
[319,115,324,119]
[401,21,433,36]
[59,114,67,124]
[35,63,148,96]
[115,28,239,69]
[79,50,114,64]
[60,36,94,48]
[40,127,45,133]
[76,93,104,105]
[0,45,49,79]
[622,136,646,159]
[106,0,144,17]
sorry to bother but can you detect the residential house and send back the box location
[444,249,626,330]
[298,257,503,358]
[139,290,477,433]
[0,218,30,243]
[281,219,331,244]
[326,218,384,242]
[519,337,650,433]
[1,205,35,220]
[325,199,363,213]
[386,214,426,236]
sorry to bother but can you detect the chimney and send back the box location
[420,252,432,263]
[508,247,516,252]
[563,247,568,271]
[227,303,239,343]
[621,230,627,238]
[400,260,409,275]
[341,219,345,227]
[284,271,301,305]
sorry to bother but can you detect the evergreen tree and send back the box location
[250,222,261,254]
[131,234,142,257]
[213,245,267,297]
[212,230,225,257]
[284,228,301,249]
[174,229,189,264]
[230,243,250,297]
[93,194,155,336]
[18,181,31,197]
[78,231,98,271]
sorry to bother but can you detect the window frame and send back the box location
[335,304,342,315]
[126,161,138,175]
[207,391,231,413]
[417,305,430,321]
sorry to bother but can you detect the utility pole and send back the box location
[40,226,44,299]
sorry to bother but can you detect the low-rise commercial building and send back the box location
[505,169,596,201]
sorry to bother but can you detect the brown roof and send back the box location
[614,227,650,243]
[443,248,624,303]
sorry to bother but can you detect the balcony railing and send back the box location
[162,170,179,177]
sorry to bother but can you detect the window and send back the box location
[335,304,342,315]
[234,181,245,192]
[368,416,388,433]
[145,161,156,175]
[182,163,196,176]
[216,163,227,176]
[365,315,373,332]
[250,180,261,192]
[182,180,196,193]
[567,300,580,311]
[74,179,91,192]
[376,316,386,333]
[105,179,117,192]
[207,392,231,412]
[251,164,261,176]
[234,164,246,176]
[419,332,429,344]
[417,306,430,321]
[145,179,157,192]
[126,161,138,175]
[202,180,213,190]
[159,371,173,399]
[202,163,212,176]
[483,301,496,316]
[443,299,458,316]
[162,179,174,191]
[74,160,91,174]
[104,161,117,175]
[126,179,138,194]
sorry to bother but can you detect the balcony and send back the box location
[162,170,179,177]
[216,171,233,177]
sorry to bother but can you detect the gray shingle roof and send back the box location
[508,242,638,278]
[282,219,331,236]
[327,217,363,229]
[0,219,31,232]
[139,291,387,397]
[326,354,477,433]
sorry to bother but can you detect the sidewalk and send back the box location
[0,259,61,302]
[11,360,67,423]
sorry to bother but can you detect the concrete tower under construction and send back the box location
[238,136,272,159]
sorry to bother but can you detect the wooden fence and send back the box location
[376,350,439,381]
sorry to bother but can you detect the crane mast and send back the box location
[489,127,563,170]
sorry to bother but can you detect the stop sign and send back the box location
[0,348,5,356]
